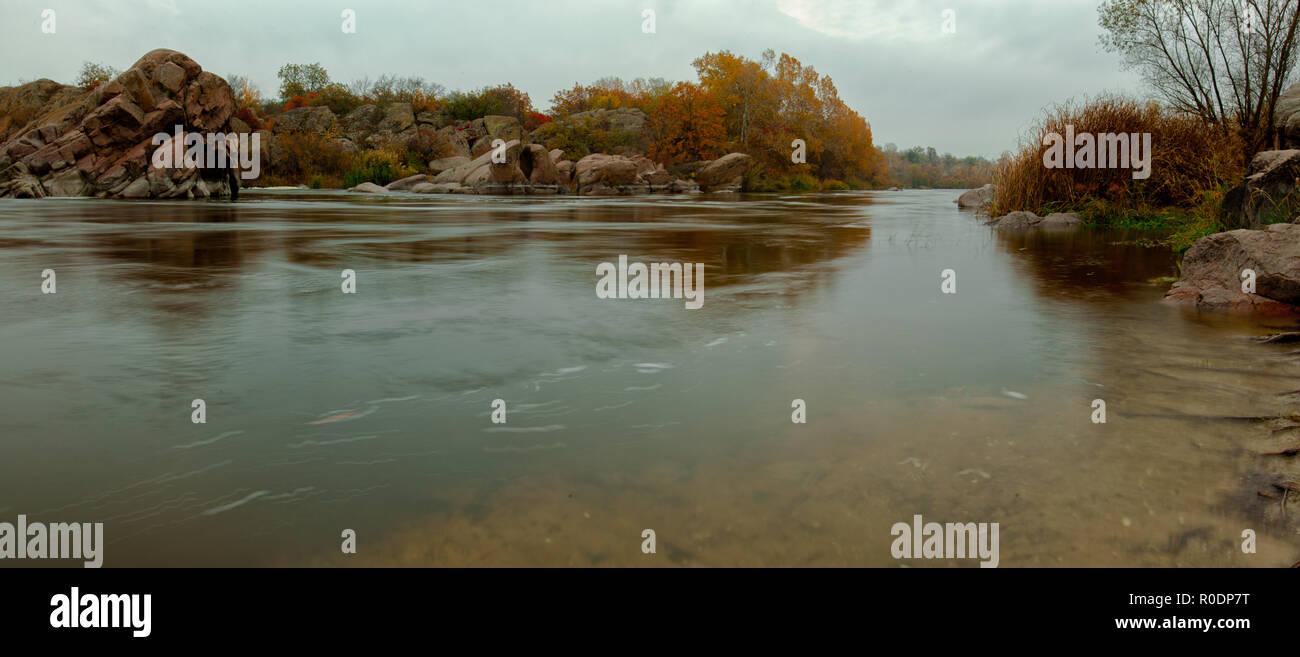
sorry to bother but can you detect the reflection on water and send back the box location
[0,190,1296,567]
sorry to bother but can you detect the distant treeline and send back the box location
[879,145,996,189]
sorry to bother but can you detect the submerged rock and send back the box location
[1040,212,1083,229]
[986,210,1040,228]
[347,182,387,194]
[985,210,1082,231]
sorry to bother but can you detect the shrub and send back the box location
[282,94,315,111]
[342,149,405,188]
[532,114,640,159]
[524,111,552,132]
[236,107,262,131]
[314,84,365,116]
[990,95,1242,222]
[266,132,354,185]
[442,84,533,122]
[76,61,118,89]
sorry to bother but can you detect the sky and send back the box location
[0,0,1145,159]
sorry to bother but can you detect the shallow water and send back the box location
[1,189,1297,567]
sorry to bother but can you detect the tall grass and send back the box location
[341,149,405,188]
[990,96,1242,234]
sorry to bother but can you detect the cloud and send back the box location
[777,0,940,40]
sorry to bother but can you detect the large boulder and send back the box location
[575,153,639,189]
[272,105,335,135]
[521,143,558,185]
[341,104,382,140]
[385,173,429,191]
[555,159,575,186]
[377,103,414,133]
[428,155,470,174]
[1275,81,1300,149]
[956,184,994,211]
[694,152,752,191]
[434,125,471,158]
[0,48,242,199]
[432,139,528,189]
[1220,149,1300,229]
[631,155,671,186]
[1165,222,1300,313]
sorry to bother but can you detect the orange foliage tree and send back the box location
[681,49,883,184]
[646,82,728,163]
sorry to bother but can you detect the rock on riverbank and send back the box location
[1165,222,1300,313]
[955,184,994,211]
[347,151,742,196]
[985,211,1083,230]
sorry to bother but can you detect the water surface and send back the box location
[1,189,1296,567]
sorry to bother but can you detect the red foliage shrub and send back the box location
[282,92,321,111]
[525,111,552,131]
[237,107,262,131]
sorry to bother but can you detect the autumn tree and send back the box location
[277,63,330,100]
[225,74,262,110]
[550,77,673,115]
[646,82,728,163]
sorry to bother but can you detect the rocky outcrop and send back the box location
[351,147,715,197]
[1220,149,1300,229]
[569,153,678,195]
[0,79,85,144]
[956,184,994,211]
[0,48,242,199]
[428,155,470,174]
[273,106,335,135]
[1165,222,1300,313]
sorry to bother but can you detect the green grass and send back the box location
[741,171,864,192]
[1032,186,1231,253]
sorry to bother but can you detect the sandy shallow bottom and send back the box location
[304,348,1300,568]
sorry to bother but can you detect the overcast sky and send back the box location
[0,0,1144,158]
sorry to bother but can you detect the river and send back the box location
[1,189,1296,566]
